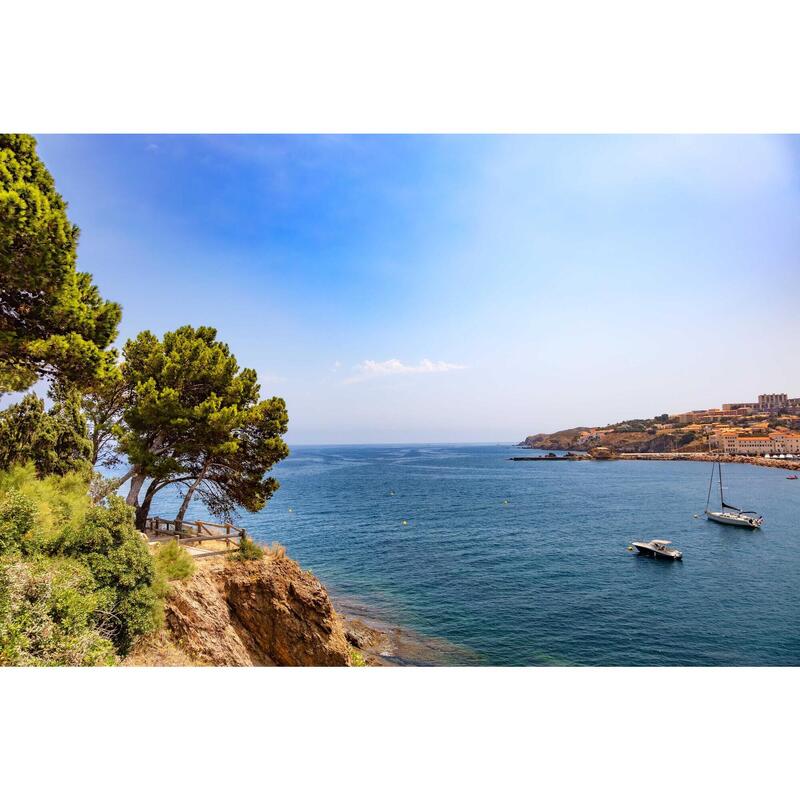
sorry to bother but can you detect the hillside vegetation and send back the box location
[0,464,162,665]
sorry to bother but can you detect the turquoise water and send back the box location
[152,444,800,665]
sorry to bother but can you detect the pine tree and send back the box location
[0,134,121,393]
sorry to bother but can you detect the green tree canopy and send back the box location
[0,392,92,477]
[69,366,128,468]
[117,325,289,528]
[0,134,121,393]
[173,394,289,523]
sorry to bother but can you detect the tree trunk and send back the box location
[135,479,163,531]
[126,471,146,506]
[134,501,150,531]
[128,472,148,531]
[175,464,209,531]
[90,432,100,466]
[123,434,165,506]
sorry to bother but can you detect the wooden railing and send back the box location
[144,516,246,553]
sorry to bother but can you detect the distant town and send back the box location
[519,392,800,457]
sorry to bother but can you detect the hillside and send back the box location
[519,405,800,455]
[519,420,708,454]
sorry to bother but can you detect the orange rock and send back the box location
[161,554,351,666]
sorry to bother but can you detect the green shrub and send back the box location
[349,648,367,667]
[56,495,159,653]
[154,540,196,582]
[0,467,162,659]
[0,490,36,556]
[0,463,89,555]
[229,535,264,562]
[0,556,116,666]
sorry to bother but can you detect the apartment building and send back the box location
[758,393,788,410]
[722,403,755,413]
[677,392,800,423]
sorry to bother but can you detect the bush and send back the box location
[0,490,36,556]
[229,535,264,562]
[0,557,116,666]
[154,540,196,581]
[57,495,159,652]
[0,465,162,660]
[0,463,89,554]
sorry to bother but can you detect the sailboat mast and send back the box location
[706,461,715,511]
[718,460,724,508]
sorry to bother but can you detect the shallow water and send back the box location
[151,444,800,665]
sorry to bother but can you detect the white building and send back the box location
[769,433,800,454]
[709,431,800,455]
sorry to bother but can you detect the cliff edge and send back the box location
[126,553,352,666]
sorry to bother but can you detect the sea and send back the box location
[150,444,800,666]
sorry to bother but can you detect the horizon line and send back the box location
[284,440,519,447]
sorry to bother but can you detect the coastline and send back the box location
[333,595,482,666]
[617,452,800,470]
[516,448,800,471]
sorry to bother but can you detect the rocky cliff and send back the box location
[519,428,707,454]
[126,553,352,666]
[519,428,589,451]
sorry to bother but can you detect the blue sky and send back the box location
[35,135,800,443]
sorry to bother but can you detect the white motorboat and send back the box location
[631,539,683,560]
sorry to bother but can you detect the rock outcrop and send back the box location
[519,428,589,451]
[519,428,707,454]
[131,554,352,666]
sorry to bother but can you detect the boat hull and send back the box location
[705,511,761,529]
[633,544,682,560]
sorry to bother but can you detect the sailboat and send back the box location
[704,460,763,529]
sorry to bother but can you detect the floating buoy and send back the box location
[402,520,408,526]
[288,508,293,513]
[627,546,634,551]
[693,514,699,518]
[503,499,510,505]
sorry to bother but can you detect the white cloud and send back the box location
[345,358,466,383]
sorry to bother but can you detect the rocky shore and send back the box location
[126,552,353,666]
[124,548,468,666]
[335,595,481,666]
[508,444,800,471]
[513,448,800,471]
[616,452,800,470]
